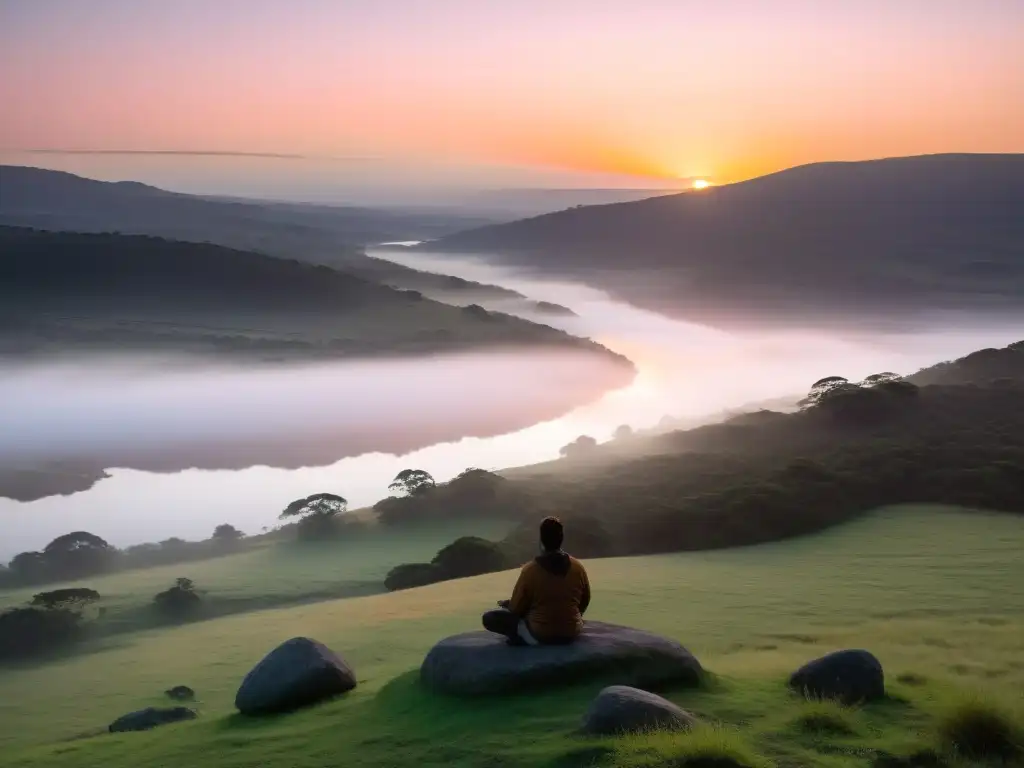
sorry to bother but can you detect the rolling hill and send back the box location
[0,226,631,365]
[426,154,1024,329]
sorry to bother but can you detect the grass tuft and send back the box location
[614,725,774,768]
[791,699,858,735]
[935,693,1023,760]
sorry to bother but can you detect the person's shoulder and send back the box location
[568,555,589,573]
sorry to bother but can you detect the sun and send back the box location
[692,179,710,190]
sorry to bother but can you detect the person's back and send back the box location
[509,548,589,643]
[483,516,591,646]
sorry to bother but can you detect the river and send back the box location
[1,246,1020,557]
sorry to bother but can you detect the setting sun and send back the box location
[693,179,710,189]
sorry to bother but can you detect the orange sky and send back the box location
[1,1,1021,188]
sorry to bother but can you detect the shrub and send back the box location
[791,699,858,735]
[936,695,1022,760]
[0,606,83,661]
[431,536,509,580]
[153,577,202,620]
[30,587,101,612]
[384,563,441,592]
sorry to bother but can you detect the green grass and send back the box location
[0,520,512,635]
[2,506,1024,768]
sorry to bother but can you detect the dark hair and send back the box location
[539,517,564,552]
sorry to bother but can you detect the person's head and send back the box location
[539,516,564,553]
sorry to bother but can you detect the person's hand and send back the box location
[497,599,510,609]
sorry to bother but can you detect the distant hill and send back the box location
[0,226,633,365]
[0,165,527,302]
[909,340,1024,386]
[427,154,1024,329]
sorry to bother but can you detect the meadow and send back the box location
[2,505,1023,767]
[0,520,512,637]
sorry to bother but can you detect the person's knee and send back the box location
[482,609,517,636]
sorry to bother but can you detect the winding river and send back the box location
[1,246,1020,556]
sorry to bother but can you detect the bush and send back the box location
[153,577,202,620]
[614,724,772,768]
[384,563,441,592]
[792,699,858,735]
[431,536,509,580]
[0,606,83,661]
[936,695,1023,760]
[30,587,101,612]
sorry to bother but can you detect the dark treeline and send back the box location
[0,524,245,590]
[385,339,1024,589]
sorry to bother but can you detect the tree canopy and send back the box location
[388,469,436,497]
[279,493,348,520]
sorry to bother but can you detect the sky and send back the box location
[1,0,1022,197]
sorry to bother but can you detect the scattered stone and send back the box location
[421,621,703,696]
[164,685,195,701]
[235,636,356,716]
[581,685,696,735]
[108,706,197,733]
[789,649,884,704]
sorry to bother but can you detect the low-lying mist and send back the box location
[0,348,625,474]
[3,248,1022,555]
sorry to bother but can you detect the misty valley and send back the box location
[2,156,1024,768]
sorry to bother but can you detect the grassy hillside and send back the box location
[428,154,1024,329]
[0,520,513,637]
[4,506,1023,767]
[0,226,633,365]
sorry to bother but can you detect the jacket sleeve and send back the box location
[578,562,592,616]
[507,565,532,617]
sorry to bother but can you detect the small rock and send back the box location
[164,685,195,701]
[109,706,197,733]
[582,685,696,735]
[235,636,356,716]
[789,649,884,704]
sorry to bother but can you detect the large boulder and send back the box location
[789,649,884,704]
[109,706,197,733]
[235,637,357,715]
[421,621,703,696]
[582,685,696,735]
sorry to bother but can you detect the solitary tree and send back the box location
[42,531,116,579]
[279,493,348,521]
[388,469,436,497]
[613,424,634,441]
[211,523,244,543]
[861,372,902,387]
[31,588,101,612]
[560,435,598,458]
[799,376,856,409]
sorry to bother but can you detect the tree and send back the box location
[153,577,201,620]
[613,424,634,440]
[560,435,598,459]
[861,372,902,387]
[42,531,116,579]
[279,493,348,520]
[388,469,436,497]
[800,376,857,409]
[9,551,48,583]
[211,523,244,543]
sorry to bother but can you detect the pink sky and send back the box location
[1,0,1022,189]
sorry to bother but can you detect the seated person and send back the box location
[482,516,591,646]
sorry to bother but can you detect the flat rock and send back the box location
[789,649,884,704]
[164,685,195,701]
[582,685,696,735]
[109,706,197,733]
[235,637,357,716]
[421,621,703,696]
